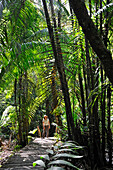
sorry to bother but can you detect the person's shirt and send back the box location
[43,118,49,126]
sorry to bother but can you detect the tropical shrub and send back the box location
[33,140,84,170]
[0,106,17,139]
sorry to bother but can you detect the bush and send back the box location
[33,140,84,170]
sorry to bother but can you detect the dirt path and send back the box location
[0,137,56,170]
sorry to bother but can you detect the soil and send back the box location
[0,139,16,166]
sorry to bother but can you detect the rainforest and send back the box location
[0,0,113,169]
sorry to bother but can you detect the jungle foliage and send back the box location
[0,0,113,169]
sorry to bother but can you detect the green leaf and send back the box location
[61,143,76,148]
[46,149,54,155]
[1,106,15,126]
[47,167,65,170]
[53,153,83,159]
[33,160,45,167]
[57,1,70,16]
[61,143,83,149]
[40,154,50,161]
[66,141,79,145]
[1,37,6,47]
[53,145,58,150]
[48,160,79,169]
[58,148,77,153]
[95,2,113,16]
[29,128,37,134]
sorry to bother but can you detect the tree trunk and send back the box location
[24,71,28,145]
[69,0,113,85]
[94,1,101,166]
[42,0,76,140]
[85,37,95,167]
[14,78,18,119]
[104,0,112,166]
[22,72,28,146]
[78,67,86,126]
[51,66,58,110]
[107,84,112,166]
[58,0,61,29]
[18,76,22,145]
[50,65,62,127]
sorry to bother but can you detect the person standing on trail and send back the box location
[42,115,50,138]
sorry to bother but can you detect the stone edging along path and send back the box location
[1,137,56,170]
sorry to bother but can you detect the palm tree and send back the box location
[0,0,112,168]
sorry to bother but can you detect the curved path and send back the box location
[1,137,56,170]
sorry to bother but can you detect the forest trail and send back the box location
[0,137,56,170]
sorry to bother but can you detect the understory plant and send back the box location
[33,140,84,170]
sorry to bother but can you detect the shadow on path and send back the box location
[1,137,56,170]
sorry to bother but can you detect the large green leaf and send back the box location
[33,160,45,167]
[65,140,79,145]
[46,149,54,155]
[58,148,77,153]
[61,142,84,149]
[40,154,50,161]
[29,128,37,135]
[56,1,70,16]
[95,2,113,16]
[47,167,65,170]
[0,105,15,126]
[53,153,83,159]
[48,160,79,169]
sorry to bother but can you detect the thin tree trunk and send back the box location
[94,1,101,166]
[83,64,88,113]
[107,84,112,166]
[22,71,28,146]
[14,78,18,140]
[102,90,106,164]
[22,78,26,146]
[101,70,106,164]
[93,1,102,159]
[105,0,112,166]
[69,0,113,85]
[99,0,106,164]
[85,37,95,167]
[51,66,58,109]
[18,76,22,145]
[14,78,18,118]
[51,65,62,126]
[25,71,28,145]
[95,0,100,148]
[69,3,75,120]
[42,0,76,140]
[104,0,111,165]
[73,75,75,118]
[58,0,61,29]
[89,1,102,166]
[78,67,86,126]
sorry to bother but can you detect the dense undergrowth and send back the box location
[33,140,85,170]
